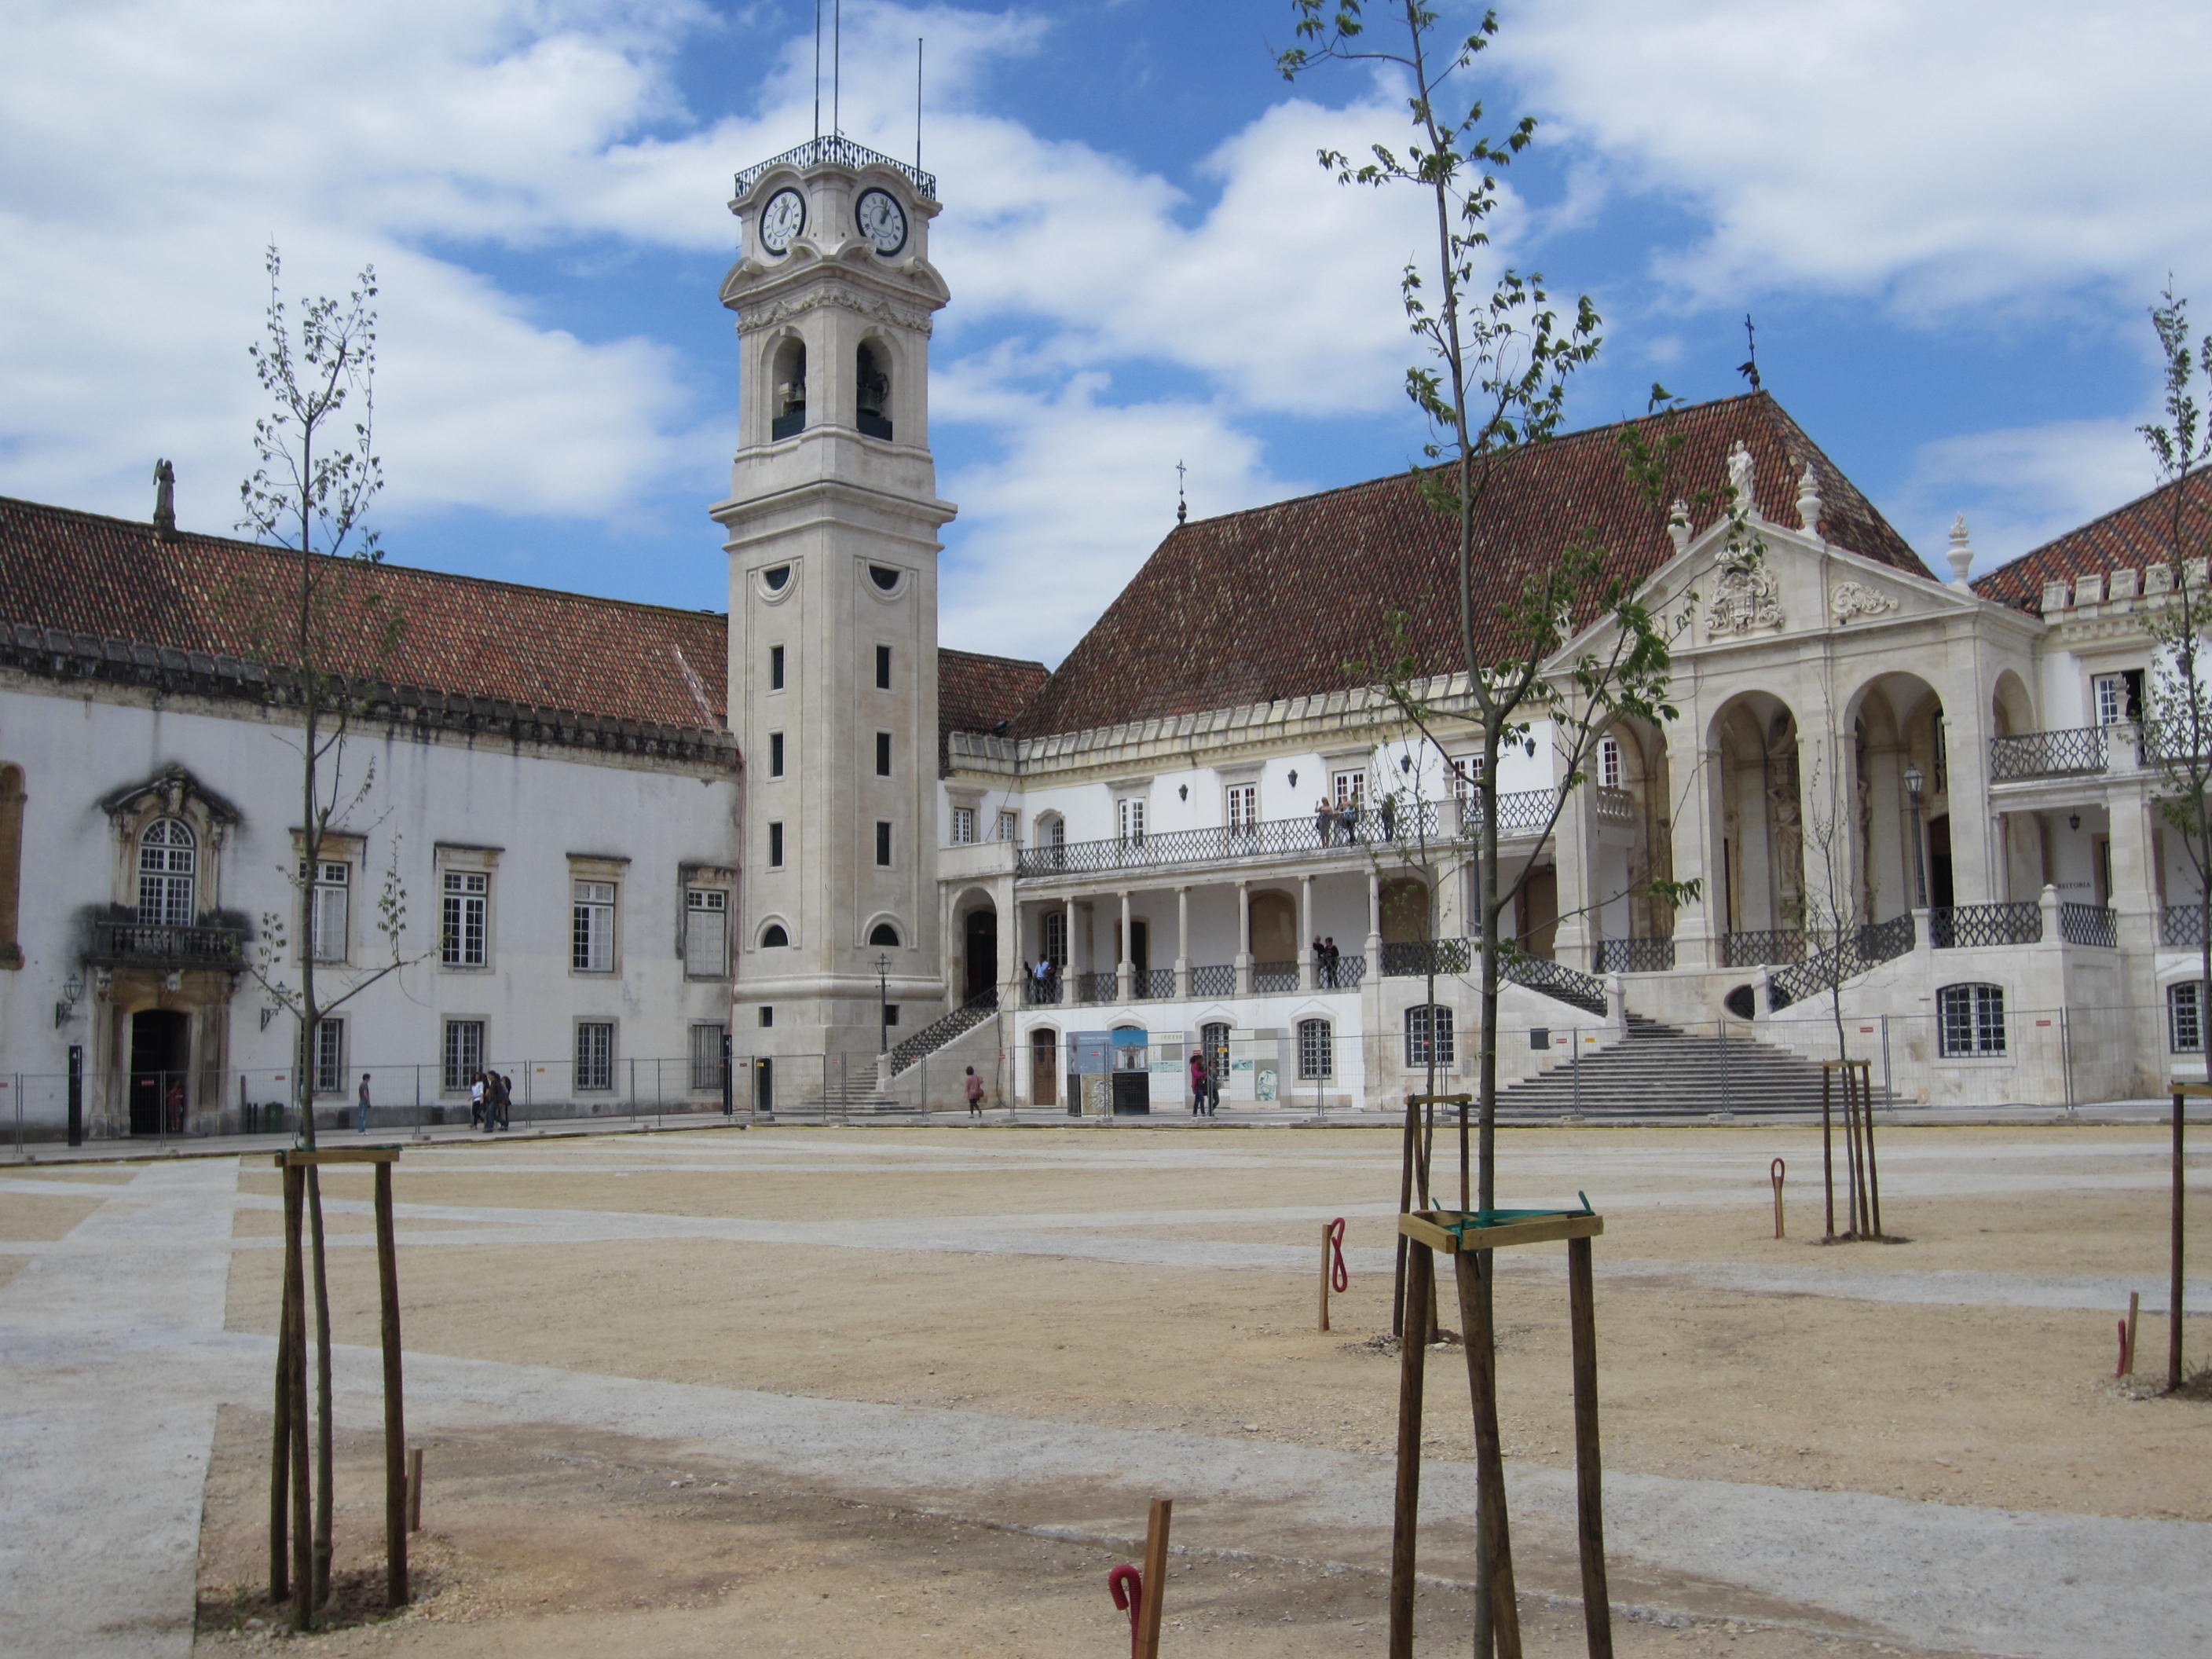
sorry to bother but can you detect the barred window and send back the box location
[690,1023,728,1090]
[2170,980,2204,1053]
[441,870,488,966]
[441,1020,485,1091]
[572,881,615,972]
[1297,1018,1333,1079]
[1405,1004,1455,1068]
[313,1017,344,1094]
[576,1021,613,1091]
[1937,983,2006,1057]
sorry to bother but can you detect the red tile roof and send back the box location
[1008,393,1932,739]
[1972,469,2212,614]
[0,495,731,731]
[938,646,1048,748]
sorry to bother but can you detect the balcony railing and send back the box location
[1382,938,1472,977]
[1252,959,1299,994]
[1594,786,1635,825]
[2165,903,2210,947]
[1929,902,2041,949]
[1023,975,1064,1006]
[1990,726,2108,781]
[1074,971,1119,1003]
[87,921,246,969]
[1315,954,1368,990]
[734,134,939,201]
[1137,969,1176,998]
[887,987,996,1075]
[1596,936,1676,973]
[1769,915,1916,1011]
[1719,929,1805,967]
[2060,902,2119,948]
[1192,962,1236,997]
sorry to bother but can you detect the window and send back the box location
[875,644,892,689]
[442,1020,485,1091]
[1405,1004,1456,1068]
[758,1006,774,1027]
[995,809,1020,842]
[768,822,785,867]
[760,922,789,948]
[1118,797,1146,843]
[769,732,785,776]
[304,860,349,963]
[764,563,790,591]
[1226,783,1258,834]
[138,818,196,926]
[2093,669,2145,725]
[951,807,976,844]
[856,343,894,440]
[1449,754,1484,800]
[869,921,902,947]
[1598,735,1623,790]
[2170,981,2204,1053]
[441,870,488,967]
[576,1021,613,1091]
[1297,1018,1333,1079]
[876,731,892,776]
[876,821,892,866]
[1043,910,1068,966]
[768,644,785,690]
[1331,769,1367,804]
[685,888,728,977]
[313,1017,345,1094]
[690,1023,729,1090]
[884,1004,900,1027]
[572,881,616,972]
[868,564,901,591]
[0,764,21,967]
[1938,983,2007,1057]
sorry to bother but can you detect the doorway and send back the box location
[129,1008,189,1136]
[1201,1023,1229,1097]
[1519,866,1560,961]
[964,907,998,1001]
[1115,917,1150,984]
[753,1057,775,1114]
[1928,815,1954,910]
[1030,1027,1058,1107]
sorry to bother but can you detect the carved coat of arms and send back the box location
[1705,558,1783,636]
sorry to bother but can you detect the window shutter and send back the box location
[313,882,348,962]
[687,908,727,977]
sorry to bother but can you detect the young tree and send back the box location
[236,245,413,1619]
[2137,284,2212,1391]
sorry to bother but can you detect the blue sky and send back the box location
[5,0,2210,663]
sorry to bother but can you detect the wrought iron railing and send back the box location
[734,134,939,201]
[1502,950,1609,1015]
[88,921,246,968]
[1929,902,2041,949]
[1252,959,1299,994]
[1989,726,2108,781]
[1191,963,1236,997]
[1382,938,1471,977]
[1074,971,1119,1004]
[1769,915,1916,1010]
[887,987,996,1076]
[1016,802,1458,877]
[1023,976,1064,1007]
[1719,929,1805,967]
[1596,936,1676,973]
[1315,954,1368,990]
[2164,903,2210,947]
[1138,969,1176,998]
[2060,902,2119,948]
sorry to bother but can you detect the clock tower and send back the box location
[711,138,955,1090]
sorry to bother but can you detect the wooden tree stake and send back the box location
[1567,1236,1615,1657]
[1136,1497,1172,1659]
[1387,1240,1432,1657]
[375,1160,409,1606]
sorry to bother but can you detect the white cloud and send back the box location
[1898,416,2158,577]
[1501,0,2212,312]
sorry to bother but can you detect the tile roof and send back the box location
[0,495,731,731]
[1007,393,1933,740]
[1972,469,2212,614]
[938,646,1049,745]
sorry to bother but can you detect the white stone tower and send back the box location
[712,137,955,1084]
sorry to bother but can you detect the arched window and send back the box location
[0,764,22,967]
[1404,1004,1454,1068]
[1598,734,1623,790]
[1297,1017,1333,1079]
[759,922,790,949]
[138,818,196,927]
[868,921,901,947]
[2170,980,2204,1053]
[1937,983,2005,1057]
[770,338,806,439]
[855,341,893,440]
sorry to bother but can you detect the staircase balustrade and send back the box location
[887,987,998,1075]
[1928,902,2041,949]
[1768,914,1916,1011]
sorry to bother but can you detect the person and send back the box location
[964,1064,985,1118]
[496,1072,515,1131]
[1188,1049,1207,1115]
[356,1072,372,1133]
[1203,1057,1220,1116]
[1315,797,1334,847]
[1324,937,1341,986]
[1380,793,1397,840]
[1312,934,1328,987]
[164,1079,185,1134]
[469,1071,486,1130]
[1341,792,1361,840]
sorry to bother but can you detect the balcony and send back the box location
[1989,727,2108,781]
[86,920,246,969]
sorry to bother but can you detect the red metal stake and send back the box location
[1108,1565,1144,1659]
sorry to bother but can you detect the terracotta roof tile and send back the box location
[0,495,731,731]
[1972,470,2212,613]
[938,646,1048,742]
[1008,393,1932,739]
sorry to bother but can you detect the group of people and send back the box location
[1313,792,1396,846]
[1025,958,1060,998]
[1310,935,1348,987]
[1186,1049,1220,1115]
[469,1068,515,1132]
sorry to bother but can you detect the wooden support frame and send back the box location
[1389,1207,1613,1659]
[266,1147,409,1620]
[1818,1062,1881,1240]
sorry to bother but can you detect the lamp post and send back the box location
[874,953,892,1057]
[1903,763,1928,909]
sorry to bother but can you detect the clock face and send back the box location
[855,188,908,256]
[758,188,805,255]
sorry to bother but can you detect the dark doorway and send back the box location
[1030,1027,1057,1107]
[129,1009,189,1136]
[753,1057,775,1114]
[964,907,998,1001]
[1519,866,1560,961]
[1116,918,1149,980]
[1928,815,1954,910]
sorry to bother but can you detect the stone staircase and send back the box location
[1496,1017,1899,1117]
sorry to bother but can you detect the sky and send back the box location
[5,0,2211,666]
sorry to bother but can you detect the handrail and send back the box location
[1595,936,1675,973]
[887,987,997,1075]
[734,135,938,202]
[1928,902,2041,950]
[1719,929,1804,968]
[1989,726,2108,781]
[2059,902,2119,948]
[88,921,246,967]
[2163,903,2210,947]
[1769,915,1915,1010]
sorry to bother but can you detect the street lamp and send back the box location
[874,952,892,1057]
[1903,763,1928,909]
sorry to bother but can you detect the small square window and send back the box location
[884,1004,900,1027]
[876,731,892,776]
[769,731,785,776]
[875,821,892,866]
[758,1006,775,1029]
[768,644,785,691]
[874,644,892,690]
[768,822,785,867]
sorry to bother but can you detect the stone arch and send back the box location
[1248,888,1297,965]
[1379,876,1432,943]
[767,332,807,438]
[1706,692,1805,937]
[855,332,895,440]
[1990,668,2034,738]
[950,885,998,1001]
[1843,671,1948,917]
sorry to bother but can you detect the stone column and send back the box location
[1668,727,1722,970]
[1236,879,1254,995]
[1175,885,1192,998]
[1063,894,1079,1004]
[1365,867,1383,972]
[1300,873,1317,990]
[1117,890,1134,1002]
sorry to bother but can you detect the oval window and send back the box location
[868,565,901,591]
[764,566,790,591]
[760,923,789,948]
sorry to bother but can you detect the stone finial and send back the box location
[152,459,177,542]
[1726,441,1757,517]
[1796,461,1823,539]
[1946,512,1974,588]
[1667,499,1690,555]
